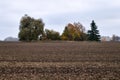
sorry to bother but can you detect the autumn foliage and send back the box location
[18,15,100,41]
[61,22,87,41]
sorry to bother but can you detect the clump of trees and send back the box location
[61,22,87,41]
[18,15,101,42]
[111,35,120,41]
[18,14,44,41]
[44,29,60,40]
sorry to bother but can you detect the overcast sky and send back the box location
[0,0,120,40]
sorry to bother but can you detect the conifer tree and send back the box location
[87,20,100,41]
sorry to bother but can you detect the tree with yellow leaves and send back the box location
[61,22,87,41]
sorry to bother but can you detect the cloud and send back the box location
[0,0,120,40]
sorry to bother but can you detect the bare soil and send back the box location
[0,41,120,80]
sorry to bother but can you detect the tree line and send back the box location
[18,15,100,41]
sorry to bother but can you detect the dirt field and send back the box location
[0,41,120,80]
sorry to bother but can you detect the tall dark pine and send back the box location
[87,20,100,41]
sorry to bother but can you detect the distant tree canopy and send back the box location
[87,20,100,41]
[112,35,120,41]
[18,15,101,42]
[18,14,44,41]
[44,29,60,40]
[61,22,87,41]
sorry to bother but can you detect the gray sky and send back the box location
[0,0,120,40]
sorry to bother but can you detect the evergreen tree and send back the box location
[87,20,100,41]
